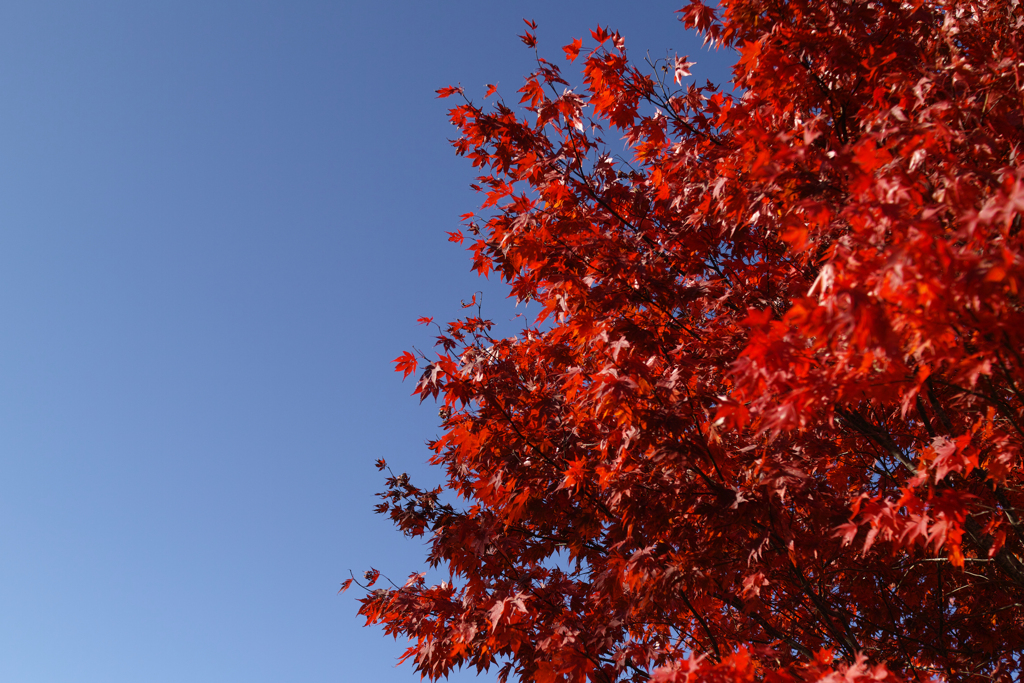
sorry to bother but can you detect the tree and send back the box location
[346,1,1024,681]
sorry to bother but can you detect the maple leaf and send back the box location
[562,38,582,62]
[435,85,463,99]
[519,29,537,48]
[393,351,418,379]
[672,55,695,84]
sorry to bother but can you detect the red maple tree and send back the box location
[346,1,1024,681]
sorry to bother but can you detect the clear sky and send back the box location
[0,2,735,681]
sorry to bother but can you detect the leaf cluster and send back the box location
[353,2,1024,682]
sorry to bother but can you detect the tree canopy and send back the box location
[346,0,1024,681]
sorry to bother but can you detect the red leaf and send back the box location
[435,86,463,99]
[562,38,582,62]
[393,351,418,379]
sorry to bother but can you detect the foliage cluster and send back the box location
[347,1,1024,681]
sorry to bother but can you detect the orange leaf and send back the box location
[563,38,582,62]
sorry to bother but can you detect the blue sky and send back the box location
[0,2,734,681]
